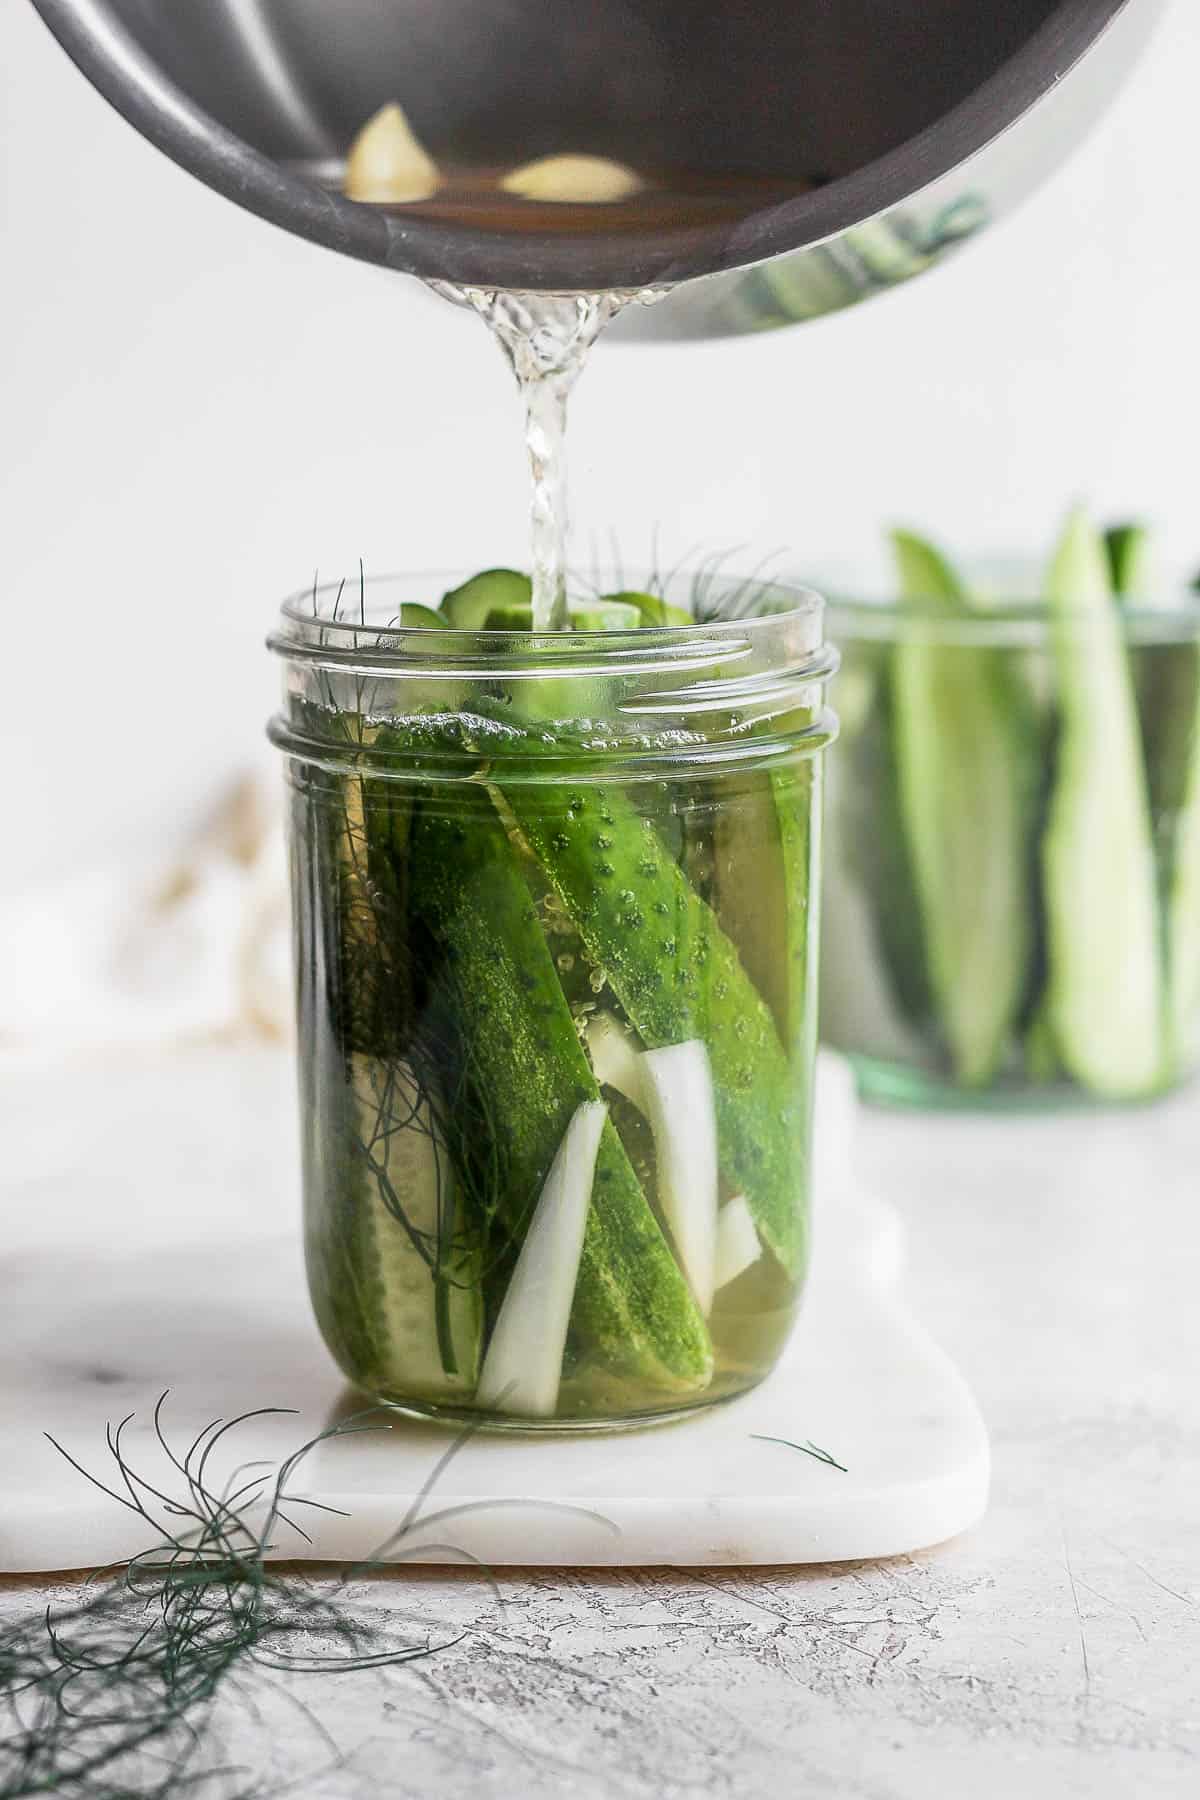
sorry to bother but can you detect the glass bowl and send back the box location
[821,593,1200,1108]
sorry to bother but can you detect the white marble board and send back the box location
[0,1050,988,1571]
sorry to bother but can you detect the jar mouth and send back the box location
[268,568,837,774]
[827,593,1200,648]
[268,568,836,681]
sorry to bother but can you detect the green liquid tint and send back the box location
[293,732,813,1423]
[274,578,833,1427]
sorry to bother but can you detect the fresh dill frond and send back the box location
[750,1433,848,1474]
[565,539,787,619]
[0,1397,462,1800]
[690,547,787,622]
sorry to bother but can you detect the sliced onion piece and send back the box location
[476,1099,607,1417]
[715,1194,761,1291]
[588,1015,718,1313]
[585,1011,647,1107]
[639,1042,719,1313]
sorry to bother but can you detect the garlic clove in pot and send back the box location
[501,153,643,204]
[344,102,441,204]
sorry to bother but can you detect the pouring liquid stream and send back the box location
[431,285,659,629]
[339,108,742,627]
[343,108,674,629]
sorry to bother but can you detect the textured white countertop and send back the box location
[2,1052,1197,1797]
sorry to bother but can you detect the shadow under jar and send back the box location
[821,594,1200,1108]
[269,575,837,1429]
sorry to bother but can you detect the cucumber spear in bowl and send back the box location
[888,530,1038,1086]
[1042,511,1164,1097]
[822,514,1200,1104]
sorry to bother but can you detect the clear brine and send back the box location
[430,287,640,629]
[285,654,824,1425]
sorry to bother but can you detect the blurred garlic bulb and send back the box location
[345,102,441,204]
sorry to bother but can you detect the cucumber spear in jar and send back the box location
[293,574,818,1421]
[300,746,487,1401]
[407,786,714,1410]
[500,775,806,1279]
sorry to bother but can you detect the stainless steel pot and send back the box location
[30,1,1160,337]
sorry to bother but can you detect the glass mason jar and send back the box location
[821,595,1200,1108]
[269,573,837,1429]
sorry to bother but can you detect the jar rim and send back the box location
[268,568,836,682]
[268,568,837,774]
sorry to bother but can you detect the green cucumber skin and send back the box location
[348,1054,483,1395]
[604,589,693,628]
[775,756,822,1092]
[1103,523,1151,602]
[709,752,820,1229]
[822,526,1200,1099]
[890,529,971,611]
[838,646,934,1028]
[1043,513,1164,1097]
[1106,528,1199,1012]
[484,600,643,632]
[501,780,806,1279]
[1168,679,1200,1067]
[706,744,820,1063]
[302,1067,482,1400]
[290,771,400,1388]
[708,773,793,1048]
[1135,644,1200,930]
[293,755,485,1398]
[408,795,714,1396]
[1128,641,1200,1075]
[890,530,1038,1087]
[892,638,1036,1085]
[442,568,532,630]
[1139,633,1200,1067]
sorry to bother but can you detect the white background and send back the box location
[1,0,1196,884]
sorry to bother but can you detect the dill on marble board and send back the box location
[0,1395,475,1800]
